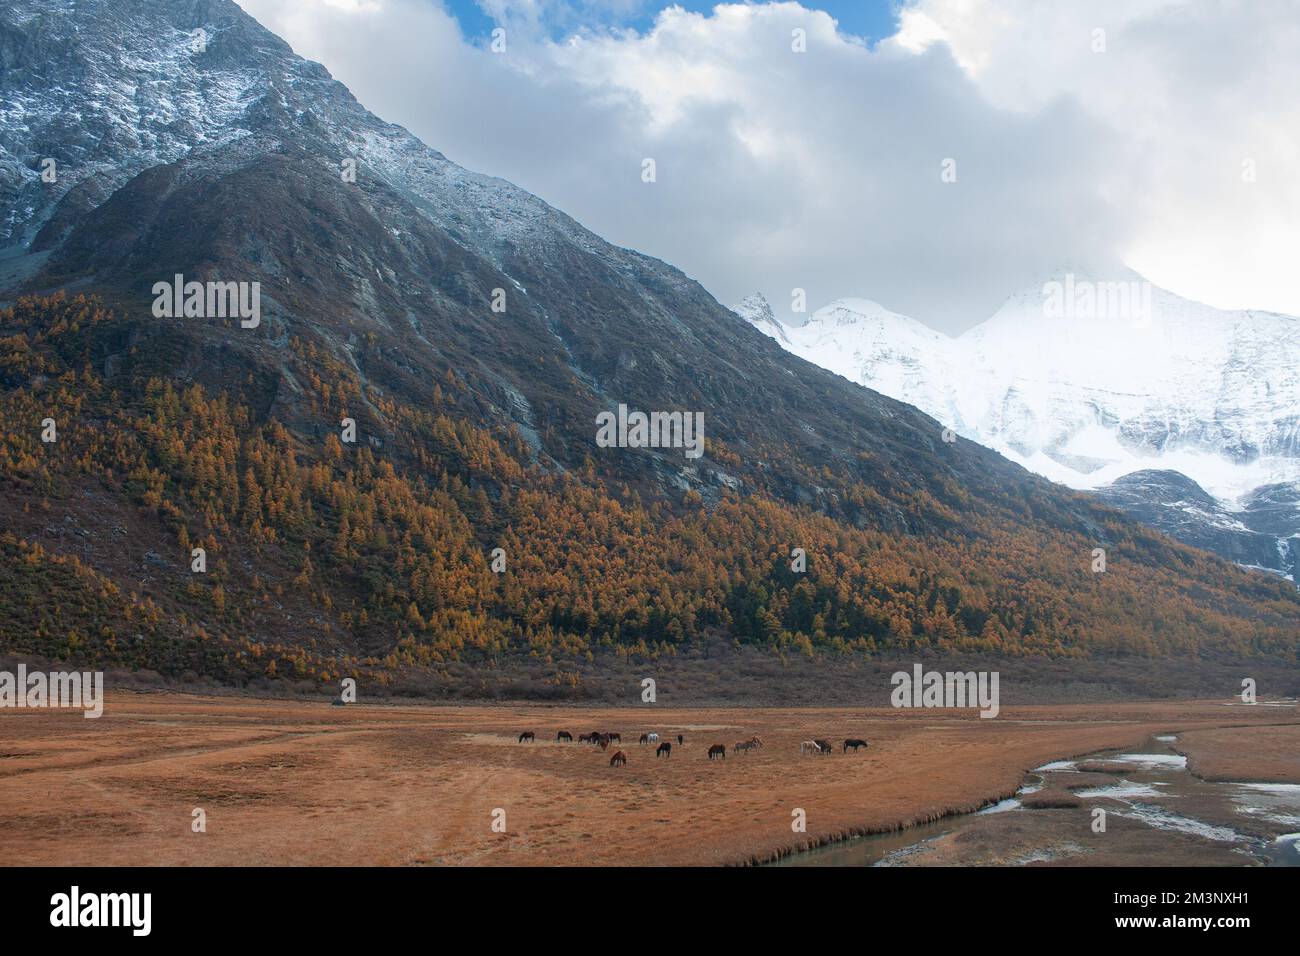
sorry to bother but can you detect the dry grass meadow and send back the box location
[1,693,1297,866]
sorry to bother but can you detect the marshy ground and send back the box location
[1,693,1296,866]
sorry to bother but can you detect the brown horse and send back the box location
[814,738,833,755]
[843,738,869,753]
[518,732,535,743]
[557,731,572,742]
[598,734,611,751]
[578,733,594,744]
[608,733,621,744]
[656,742,672,758]
[639,733,650,745]
[708,744,726,760]
[610,750,627,767]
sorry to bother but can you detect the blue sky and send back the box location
[444,0,901,44]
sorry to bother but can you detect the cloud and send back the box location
[237,0,1300,331]
[895,0,1300,322]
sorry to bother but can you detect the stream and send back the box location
[771,735,1300,867]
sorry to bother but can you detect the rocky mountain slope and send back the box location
[2,0,1297,691]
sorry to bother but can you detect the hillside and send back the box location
[0,0,1297,695]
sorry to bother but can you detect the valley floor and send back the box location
[1,694,1297,866]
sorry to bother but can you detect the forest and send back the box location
[2,293,1297,692]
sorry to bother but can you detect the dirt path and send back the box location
[1,694,1296,865]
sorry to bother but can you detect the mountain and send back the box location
[739,279,1300,579]
[2,0,1297,693]
[732,293,789,344]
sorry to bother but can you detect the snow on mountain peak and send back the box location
[733,292,789,344]
[770,274,1300,576]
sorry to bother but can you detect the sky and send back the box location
[441,0,902,42]
[238,0,1300,333]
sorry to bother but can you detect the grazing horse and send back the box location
[518,732,535,743]
[608,733,621,744]
[843,738,869,753]
[578,733,594,744]
[814,739,833,755]
[733,740,757,755]
[800,740,820,755]
[557,731,573,742]
[656,742,672,758]
[610,750,627,767]
[708,744,726,760]
[647,733,660,744]
[639,733,649,745]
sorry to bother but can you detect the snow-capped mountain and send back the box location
[732,293,789,344]
[737,278,1300,578]
[0,0,619,289]
[4,0,1298,677]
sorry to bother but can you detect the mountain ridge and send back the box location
[2,0,1297,693]
[737,280,1300,579]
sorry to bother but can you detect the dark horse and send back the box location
[518,732,535,743]
[708,744,726,760]
[557,731,573,742]
[597,734,611,751]
[843,738,869,753]
[677,734,684,745]
[609,750,627,767]
[608,733,621,744]
[814,738,833,755]
[578,733,594,744]
[656,742,672,758]
[639,733,650,745]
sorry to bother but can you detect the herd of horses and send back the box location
[515,730,870,765]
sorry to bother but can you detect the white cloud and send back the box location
[895,0,1300,320]
[237,0,1300,331]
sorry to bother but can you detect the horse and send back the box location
[609,750,627,767]
[708,744,726,760]
[800,740,820,755]
[646,733,659,744]
[557,731,572,742]
[843,738,869,753]
[748,735,763,748]
[578,733,594,744]
[677,734,684,745]
[639,733,649,745]
[733,740,757,755]
[608,733,621,744]
[814,739,833,755]
[656,742,672,758]
[518,732,535,743]
[598,734,611,751]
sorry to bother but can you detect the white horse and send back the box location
[800,740,820,755]
[647,732,659,744]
